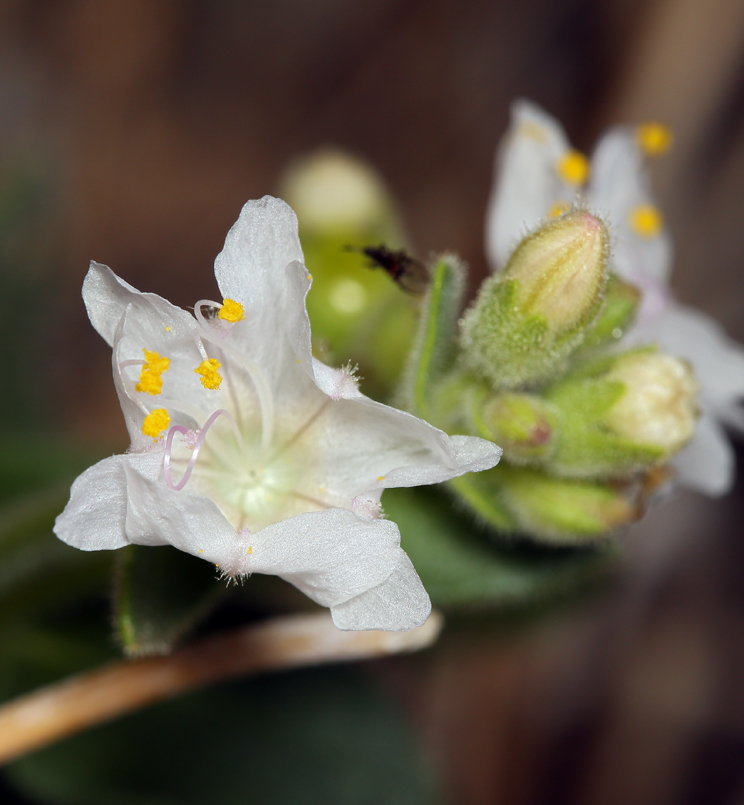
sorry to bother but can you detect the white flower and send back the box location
[55,196,501,630]
[485,100,744,496]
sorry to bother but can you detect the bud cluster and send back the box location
[403,208,699,545]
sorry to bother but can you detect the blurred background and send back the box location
[0,0,743,803]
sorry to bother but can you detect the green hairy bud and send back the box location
[544,349,699,479]
[580,274,641,352]
[472,392,557,464]
[460,210,610,389]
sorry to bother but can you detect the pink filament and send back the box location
[163,408,242,492]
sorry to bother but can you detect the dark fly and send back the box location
[345,244,429,294]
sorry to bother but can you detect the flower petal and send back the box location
[331,549,431,631]
[247,508,402,608]
[54,450,164,551]
[589,129,672,295]
[290,393,501,504]
[83,262,195,347]
[632,302,744,412]
[214,195,304,329]
[485,100,575,270]
[123,462,237,565]
[672,411,735,497]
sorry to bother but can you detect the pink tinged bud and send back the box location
[506,210,609,332]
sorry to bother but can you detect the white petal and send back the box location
[589,129,672,292]
[214,195,304,327]
[54,450,164,551]
[672,411,735,496]
[123,463,237,565]
[292,394,502,503]
[633,302,744,411]
[82,262,195,347]
[485,100,575,269]
[331,549,431,631]
[247,508,401,608]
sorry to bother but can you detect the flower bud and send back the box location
[461,210,610,389]
[497,466,639,545]
[280,149,391,235]
[507,211,609,330]
[543,349,699,479]
[603,352,698,452]
[476,393,557,463]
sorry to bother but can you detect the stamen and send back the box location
[636,123,672,157]
[142,409,170,439]
[194,303,275,456]
[556,150,589,186]
[163,408,244,492]
[195,358,223,390]
[218,299,245,323]
[628,204,663,238]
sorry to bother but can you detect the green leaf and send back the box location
[385,487,615,607]
[5,667,436,805]
[114,545,227,656]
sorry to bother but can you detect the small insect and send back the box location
[345,244,429,294]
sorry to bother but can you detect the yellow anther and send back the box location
[556,150,590,186]
[636,123,672,157]
[195,358,222,390]
[142,408,170,439]
[136,350,170,395]
[218,299,245,323]
[628,204,663,238]
[547,201,571,219]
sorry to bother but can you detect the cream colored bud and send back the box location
[506,210,609,331]
[281,150,389,232]
[605,353,699,452]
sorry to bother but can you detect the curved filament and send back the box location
[164,408,244,492]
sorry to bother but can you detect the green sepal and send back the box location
[399,253,467,419]
[578,274,641,353]
[114,545,227,657]
[460,278,589,390]
[385,487,615,607]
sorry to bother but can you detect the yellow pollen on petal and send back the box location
[165,326,171,332]
[556,150,590,186]
[636,123,673,156]
[547,200,571,219]
[199,549,203,554]
[517,121,548,142]
[142,408,170,439]
[377,476,384,482]
[629,204,663,238]
[247,546,253,554]
[218,299,245,323]
[195,358,223,389]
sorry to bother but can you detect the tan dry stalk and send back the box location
[0,610,443,765]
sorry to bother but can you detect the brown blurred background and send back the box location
[1,0,743,802]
